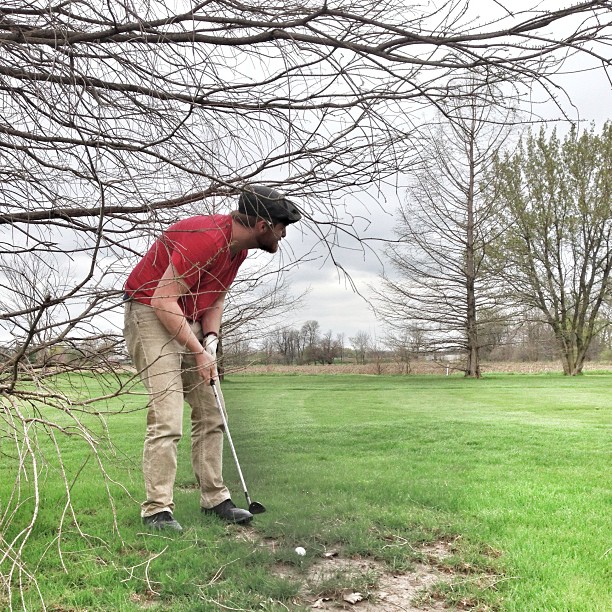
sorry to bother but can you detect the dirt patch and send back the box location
[236,532,463,610]
[128,590,159,608]
[298,555,449,610]
[419,540,455,563]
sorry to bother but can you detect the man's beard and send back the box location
[258,235,280,254]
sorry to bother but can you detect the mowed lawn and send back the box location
[1,373,610,611]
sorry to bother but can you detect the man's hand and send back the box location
[203,332,218,357]
[195,348,217,383]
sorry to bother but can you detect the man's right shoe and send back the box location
[142,511,183,532]
[202,499,253,524]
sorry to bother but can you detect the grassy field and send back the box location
[1,373,610,610]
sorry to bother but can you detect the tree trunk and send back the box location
[466,340,481,378]
[465,136,481,379]
[557,334,586,376]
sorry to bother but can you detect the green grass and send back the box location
[1,373,610,610]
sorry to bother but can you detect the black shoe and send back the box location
[202,499,253,524]
[142,511,183,532]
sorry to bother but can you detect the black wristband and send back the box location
[204,331,218,338]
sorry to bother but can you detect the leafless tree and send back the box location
[272,325,303,365]
[2,0,612,605]
[385,323,428,371]
[216,256,307,373]
[0,254,68,363]
[373,79,514,377]
[336,332,346,362]
[300,319,321,363]
[319,329,341,364]
[350,330,371,364]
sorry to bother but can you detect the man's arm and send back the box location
[150,263,216,381]
[200,291,226,337]
[199,292,225,359]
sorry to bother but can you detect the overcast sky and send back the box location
[279,191,394,342]
[282,22,612,342]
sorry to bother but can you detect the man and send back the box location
[123,185,301,531]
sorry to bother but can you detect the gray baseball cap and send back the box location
[238,185,302,224]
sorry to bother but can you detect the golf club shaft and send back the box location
[210,380,252,507]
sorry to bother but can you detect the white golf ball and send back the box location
[294,546,306,556]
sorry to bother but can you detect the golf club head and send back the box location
[249,501,266,514]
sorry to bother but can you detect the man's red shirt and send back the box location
[125,214,247,321]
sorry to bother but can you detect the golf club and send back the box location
[209,379,266,514]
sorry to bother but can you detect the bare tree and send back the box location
[350,330,371,364]
[385,324,428,372]
[0,254,68,366]
[300,320,321,363]
[335,332,344,362]
[2,0,612,604]
[319,329,340,364]
[216,257,307,374]
[373,79,514,377]
[272,325,303,365]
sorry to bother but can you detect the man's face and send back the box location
[258,221,287,254]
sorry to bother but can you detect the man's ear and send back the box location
[256,218,273,232]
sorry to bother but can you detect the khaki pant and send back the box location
[123,299,230,517]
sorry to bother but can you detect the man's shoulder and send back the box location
[171,213,231,232]
[165,214,233,264]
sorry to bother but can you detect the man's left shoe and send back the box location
[142,511,183,532]
[202,499,253,524]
